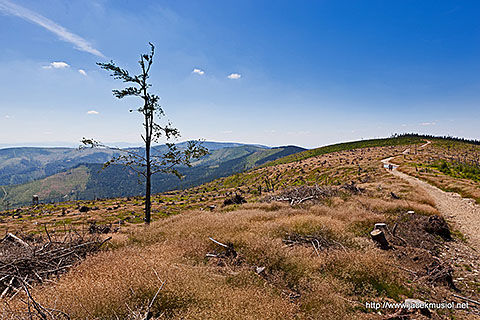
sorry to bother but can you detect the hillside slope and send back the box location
[0,141,270,186]
[0,147,118,185]
[0,145,305,208]
[2,136,479,319]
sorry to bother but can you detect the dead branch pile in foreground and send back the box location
[0,230,110,299]
[263,183,363,206]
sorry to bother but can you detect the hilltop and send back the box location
[1,135,480,319]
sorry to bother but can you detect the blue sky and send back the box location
[0,0,478,148]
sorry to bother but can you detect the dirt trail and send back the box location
[382,141,480,250]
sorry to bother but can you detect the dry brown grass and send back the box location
[3,192,431,319]
[3,141,472,319]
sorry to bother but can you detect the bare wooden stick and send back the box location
[0,277,14,299]
[8,286,21,301]
[311,241,320,257]
[296,196,314,205]
[209,237,228,248]
[19,278,48,320]
[5,233,30,249]
[453,294,480,306]
[143,270,166,320]
[44,224,52,244]
[392,223,398,236]
[332,240,347,252]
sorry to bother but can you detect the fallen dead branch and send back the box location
[0,229,111,298]
[206,237,237,259]
[4,233,30,249]
[18,275,71,320]
[263,185,339,205]
[143,269,166,320]
[208,237,228,248]
[425,258,455,289]
[283,233,346,252]
[263,183,364,206]
[453,294,480,306]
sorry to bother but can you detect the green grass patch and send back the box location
[431,160,480,182]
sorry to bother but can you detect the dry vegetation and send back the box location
[1,141,480,319]
[393,140,480,203]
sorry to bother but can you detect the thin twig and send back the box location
[44,225,52,244]
[311,241,320,257]
[453,294,480,306]
[143,270,166,320]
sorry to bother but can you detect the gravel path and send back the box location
[382,142,480,251]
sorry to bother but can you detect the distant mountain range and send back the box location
[0,142,305,208]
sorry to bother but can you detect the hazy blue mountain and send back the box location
[0,143,305,208]
[0,147,120,185]
[0,141,269,186]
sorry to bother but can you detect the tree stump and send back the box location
[370,229,390,250]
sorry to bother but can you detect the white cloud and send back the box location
[43,61,70,69]
[87,110,99,115]
[192,68,205,75]
[227,73,241,79]
[0,0,105,57]
[4,115,13,119]
[287,130,310,136]
[78,69,87,76]
[420,122,436,126]
[221,130,233,134]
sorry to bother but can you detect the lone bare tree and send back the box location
[82,43,207,224]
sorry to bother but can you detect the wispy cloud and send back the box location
[87,110,99,115]
[78,69,87,76]
[420,121,436,126]
[0,0,105,57]
[227,73,241,79]
[43,61,70,69]
[192,68,205,75]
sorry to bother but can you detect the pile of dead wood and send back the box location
[263,184,339,205]
[0,229,110,299]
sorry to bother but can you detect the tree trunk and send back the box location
[144,114,152,224]
[145,169,151,224]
